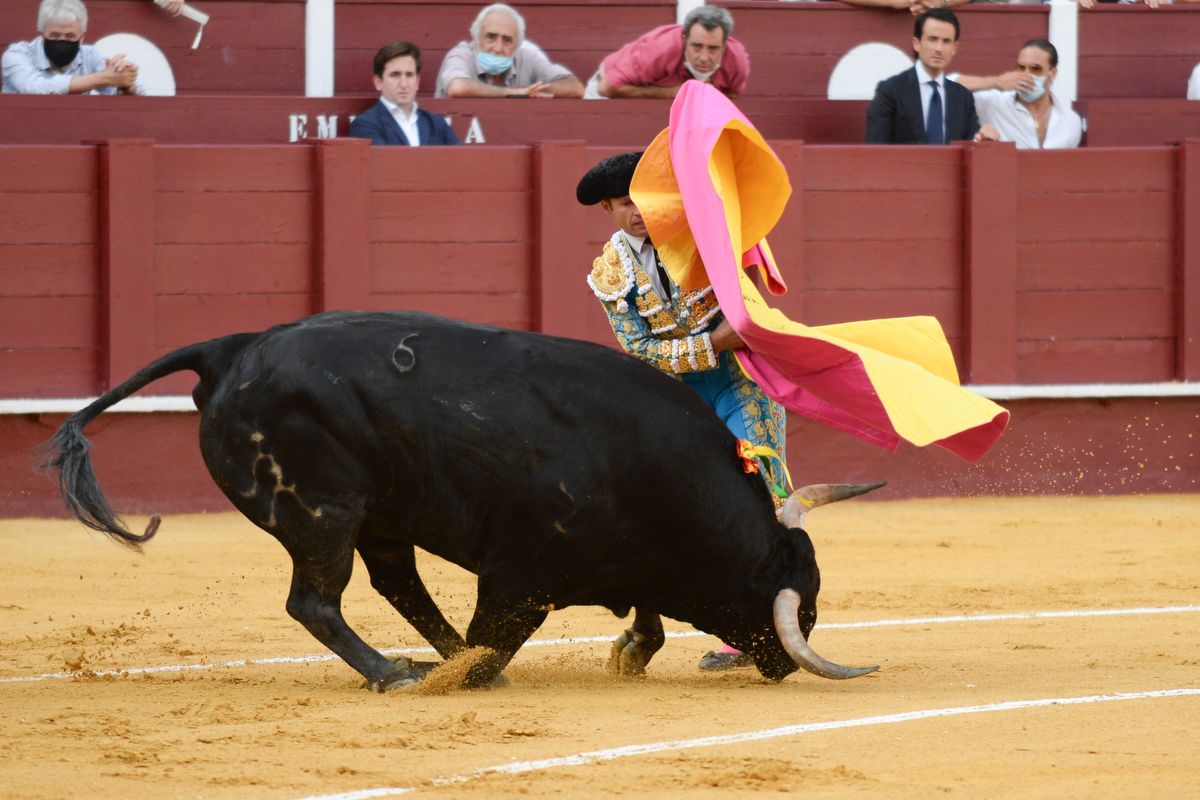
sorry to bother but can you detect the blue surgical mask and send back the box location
[1018,75,1047,103]
[476,51,514,76]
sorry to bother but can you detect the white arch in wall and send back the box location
[94,32,176,96]
[827,42,911,100]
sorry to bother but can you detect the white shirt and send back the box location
[380,96,421,146]
[914,61,946,142]
[622,232,671,300]
[2,37,144,95]
[973,89,1082,150]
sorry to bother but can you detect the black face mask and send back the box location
[43,39,81,68]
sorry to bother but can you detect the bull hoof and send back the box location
[468,673,509,690]
[608,628,651,677]
[364,657,441,692]
[366,672,420,693]
[698,650,755,671]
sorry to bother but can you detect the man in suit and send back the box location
[865,8,980,144]
[350,42,461,146]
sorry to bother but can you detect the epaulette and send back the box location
[587,238,635,303]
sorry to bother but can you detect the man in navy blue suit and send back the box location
[865,9,981,145]
[350,42,461,146]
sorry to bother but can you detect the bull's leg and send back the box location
[460,593,548,690]
[608,607,666,677]
[275,508,419,693]
[356,540,467,661]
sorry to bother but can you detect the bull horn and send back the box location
[773,588,878,680]
[780,481,887,528]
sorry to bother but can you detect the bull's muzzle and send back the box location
[773,588,878,680]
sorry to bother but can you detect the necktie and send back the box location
[644,241,671,296]
[655,258,672,295]
[926,80,945,145]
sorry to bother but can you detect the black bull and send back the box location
[47,310,879,690]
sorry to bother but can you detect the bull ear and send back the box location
[780,482,886,529]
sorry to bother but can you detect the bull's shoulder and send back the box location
[587,239,636,303]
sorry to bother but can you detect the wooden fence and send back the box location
[3,137,1198,513]
[2,138,1198,400]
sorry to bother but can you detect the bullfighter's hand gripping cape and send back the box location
[631,82,1008,462]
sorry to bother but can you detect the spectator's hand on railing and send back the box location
[908,0,946,15]
[107,54,133,73]
[974,123,1000,143]
[105,55,140,92]
[1079,0,1168,7]
[510,81,554,98]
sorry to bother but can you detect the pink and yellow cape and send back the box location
[631,82,1008,462]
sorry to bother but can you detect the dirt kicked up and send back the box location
[1,495,1197,799]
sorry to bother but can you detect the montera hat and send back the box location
[576,151,644,205]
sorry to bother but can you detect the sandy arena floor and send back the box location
[1,495,1197,798]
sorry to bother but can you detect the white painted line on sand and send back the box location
[2,604,1196,686]
[294,687,1200,799]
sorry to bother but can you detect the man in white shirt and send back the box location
[2,0,149,95]
[434,3,583,98]
[956,39,1083,150]
[349,42,461,146]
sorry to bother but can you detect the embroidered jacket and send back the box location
[587,232,723,375]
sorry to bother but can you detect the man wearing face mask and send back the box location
[1,0,155,95]
[434,3,583,98]
[954,39,1083,150]
[586,5,748,100]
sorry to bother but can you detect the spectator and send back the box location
[1078,0,1200,8]
[865,9,980,144]
[955,39,1082,149]
[838,0,971,17]
[2,0,150,95]
[586,5,748,99]
[350,42,461,146]
[434,3,583,98]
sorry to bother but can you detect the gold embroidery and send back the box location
[589,241,632,300]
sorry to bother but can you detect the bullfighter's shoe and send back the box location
[698,648,754,670]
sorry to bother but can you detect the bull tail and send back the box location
[42,334,256,551]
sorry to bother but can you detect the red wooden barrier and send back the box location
[3,139,1199,402]
[0,95,872,145]
[1079,5,1200,100]
[2,393,1195,518]
[4,141,1200,514]
[8,95,1200,150]
[0,146,99,396]
[1079,100,1200,147]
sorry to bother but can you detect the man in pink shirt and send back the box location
[586,5,749,99]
